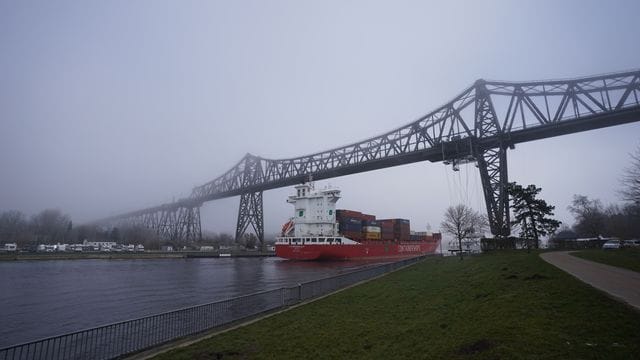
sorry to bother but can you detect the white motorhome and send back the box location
[3,243,17,252]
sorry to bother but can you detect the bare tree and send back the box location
[568,195,606,237]
[120,225,158,249]
[30,209,71,244]
[241,233,258,249]
[0,210,31,246]
[620,145,640,205]
[441,204,487,259]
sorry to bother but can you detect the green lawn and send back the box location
[571,248,640,273]
[155,252,640,359]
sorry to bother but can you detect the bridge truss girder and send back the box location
[189,70,639,199]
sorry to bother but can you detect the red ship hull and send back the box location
[275,240,440,260]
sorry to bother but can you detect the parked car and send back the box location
[622,240,640,248]
[602,240,621,250]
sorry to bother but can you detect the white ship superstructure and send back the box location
[287,182,340,237]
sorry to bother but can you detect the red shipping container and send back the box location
[361,213,376,222]
[337,209,362,220]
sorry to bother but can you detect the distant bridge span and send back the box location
[96,69,640,243]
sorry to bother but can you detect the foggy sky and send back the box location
[1,0,639,238]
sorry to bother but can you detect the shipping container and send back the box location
[339,225,362,233]
[363,232,381,240]
[362,226,381,233]
[343,217,362,225]
[338,217,363,231]
[339,222,361,230]
[337,209,362,219]
[361,213,376,222]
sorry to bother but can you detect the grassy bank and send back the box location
[154,251,640,359]
[0,251,275,261]
[571,248,640,273]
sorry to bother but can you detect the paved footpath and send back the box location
[540,251,640,311]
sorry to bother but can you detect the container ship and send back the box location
[275,182,441,260]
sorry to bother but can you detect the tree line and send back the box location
[565,145,640,239]
[0,208,265,251]
[0,209,72,247]
[0,208,164,249]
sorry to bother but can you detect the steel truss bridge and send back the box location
[95,69,640,243]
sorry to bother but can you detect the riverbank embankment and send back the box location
[0,251,275,261]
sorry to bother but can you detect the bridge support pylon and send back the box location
[476,146,510,237]
[235,191,264,246]
[157,205,202,243]
[474,81,510,237]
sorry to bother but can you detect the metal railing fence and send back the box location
[0,255,429,360]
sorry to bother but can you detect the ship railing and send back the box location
[0,255,434,360]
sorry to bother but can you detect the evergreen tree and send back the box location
[508,183,561,250]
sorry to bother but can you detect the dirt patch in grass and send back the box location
[523,273,550,280]
[456,339,496,355]
[193,350,241,360]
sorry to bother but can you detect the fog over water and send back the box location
[1,0,639,238]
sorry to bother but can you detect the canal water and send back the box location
[0,257,387,348]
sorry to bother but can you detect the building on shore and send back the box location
[82,240,116,250]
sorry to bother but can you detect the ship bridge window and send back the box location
[311,238,317,243]
[319,238,325,243]
[297,189,301,197]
